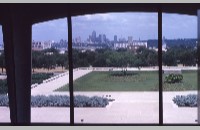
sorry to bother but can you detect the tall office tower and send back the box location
[99,34,103,43]
[92,30,96,43]
[103,34,106,43]
[114,35,117,42]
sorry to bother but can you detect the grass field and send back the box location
[55,70,197,91]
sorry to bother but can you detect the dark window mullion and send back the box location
[197,9,200,125]
[158,8,163,125]
[67,14,74,125]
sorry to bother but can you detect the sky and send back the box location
[0,26,2,45]
[0,12,198,44]
[72,12,158,41]
[163,13,197,39]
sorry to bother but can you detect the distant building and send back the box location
[58,48,67,54]
[162,37,167,52]
[128,36,133,43]
[32,41,43,51]
[114,40,147,50]
[114,42,129,49]
[32,40,53,51]
[114,35,117,42]
[99,34,103,43]
[131,40,147,49]
[103,34,106,43]
[119,37,126,42]
[92,30,96,43]
[152,37,167,52]
[74,36,81,44]
[43,41,53,50]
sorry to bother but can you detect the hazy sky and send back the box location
[0,26,2,45]
[163,13,197,39]
[72,12,158,41]
[0,12,198,44]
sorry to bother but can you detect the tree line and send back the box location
[72,47,158,68]
[32,48,68,72]
[32,46,198,69]
[0,45,197,73]
[73,46,197,68]
[162,45,197,66]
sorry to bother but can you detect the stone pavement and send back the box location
[0,69,198,124]
[0,91,197,124]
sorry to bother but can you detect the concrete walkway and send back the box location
[31,69,92,95]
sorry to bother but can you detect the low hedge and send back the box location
[0,73,54,94]
[32,73,54,84]
[0,95,109,107]
[173,94,197,107]
[0,94,9,106]
[0,79,7,94]
[110,71,137,77]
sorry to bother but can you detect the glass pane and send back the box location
[56,12,159,124]
[162,13,197,124]
[31,18,69,123]
[0,25,10,123]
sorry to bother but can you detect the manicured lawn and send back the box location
[163,70,197,91]
[55,70,197,91]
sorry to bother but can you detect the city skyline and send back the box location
[0,12,198,44]
[32,12,197,42]
[72,12,158,41]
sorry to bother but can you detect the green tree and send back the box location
[56,53,68,70]
[163,50,177,66]
[42,54,56,70]
[146,50,158,66]
[0,52,5,73]
[32,51,43,72]
[179,49,196,66]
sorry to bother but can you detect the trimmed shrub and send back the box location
[31,95,70,107]
[173,94,197,107]
[32,73,54,84]
[164,74,183,84]
[0,95,109,107]
[110,71,137,77]
[0,94,9,106]
[0,79,7,94]
[74,95,90,107]
[87,96,109,107]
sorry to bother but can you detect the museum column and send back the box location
[2,9,32,125]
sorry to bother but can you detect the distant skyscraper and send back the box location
[114,35,117,42]
[88,35,92,42]
[75,36,81,43]
[128,36,133,43]
[99,34,103,43]
[119,37,126,42]
[92,30,96,43]
[103,34,106,43]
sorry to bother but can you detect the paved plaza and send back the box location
[0,68,198,124]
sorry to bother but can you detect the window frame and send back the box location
[0,4,199,126]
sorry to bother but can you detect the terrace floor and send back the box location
[0,68,198,124]
[0,91,197,124]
